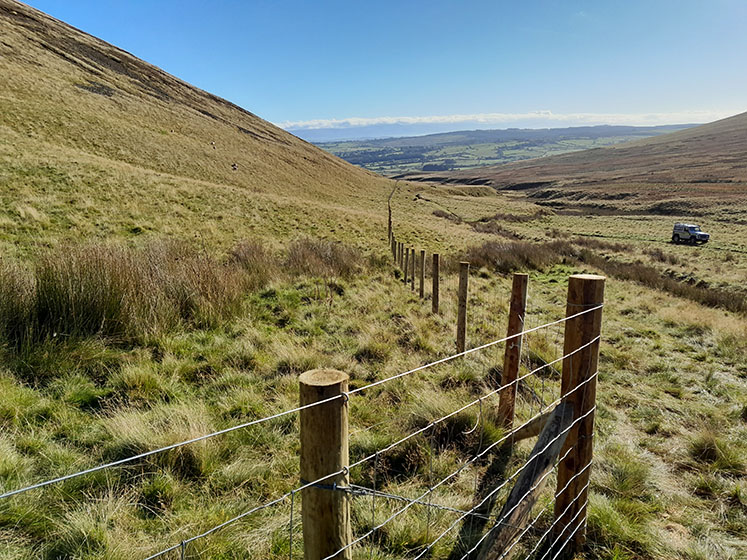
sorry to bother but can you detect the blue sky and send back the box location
[27,0,747,138]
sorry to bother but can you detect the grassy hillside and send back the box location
[0,0,398,256]
[316,125,692,176]
[0,2,744,560]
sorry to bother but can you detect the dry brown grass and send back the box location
[285,238,362,279]
[578,250,746,314]
[461,240,573,274]
[0,241,248,348]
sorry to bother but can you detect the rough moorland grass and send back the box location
[460,240,573,274]
[578,250,747,314]
[456,237,747,314]
[0,238,365,355]
[0,241,248,349]
[285,238,362,279]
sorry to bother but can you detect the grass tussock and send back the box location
[462,240,572,274]
[644,247,680,265]
[688,430,746,475]
[0,237,366,353]
[572,236,632,253]
[0,241,247,349]
[285,238,362,279]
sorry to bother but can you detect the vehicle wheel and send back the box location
[689,237,696,245]
[673,235,680,244]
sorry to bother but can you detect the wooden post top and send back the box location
[569,274,605,281]
[299,369,348,387]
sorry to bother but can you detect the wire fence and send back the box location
[1,207,604,560]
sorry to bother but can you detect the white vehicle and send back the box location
[672,223,710,245]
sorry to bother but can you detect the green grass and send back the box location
[0,4,745,558]
[0,239,743,558]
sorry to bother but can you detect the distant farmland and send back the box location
[316,124,693,175]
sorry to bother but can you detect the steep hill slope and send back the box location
[400,112,747,218]
[0,0,391,254]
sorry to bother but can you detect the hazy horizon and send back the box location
[290,118,706,143]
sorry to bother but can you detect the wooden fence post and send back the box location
[404,247,410,283]
[456,262,469,353]
[391,236,396,261]
[388,206,392,241]
[477,402,574,560]
[410,248,415,291]
[432,254,440,314]
[300,369,351,560]
[553,274,605,557]
[419,250,425,299]
[398,242,403,269]
[497,273,529,430]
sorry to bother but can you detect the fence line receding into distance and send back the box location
[1,193,604,560]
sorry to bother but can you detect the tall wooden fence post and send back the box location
[410,248,415,291]
[300,369,351,560]
[419,250,425,299]
[497,273,529,431]
[391,236,396,261]
[553,274,605,558]
[432,253,440,314]
[387,206,392,241]
[456,262,469,353]
[398,242,403,269]
[404,247,410,283]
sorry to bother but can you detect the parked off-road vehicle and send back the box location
[672,223,710,244]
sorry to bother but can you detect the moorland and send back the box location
[0,1,744,559]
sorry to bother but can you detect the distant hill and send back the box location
[316,124,693,176]
[398,112,747,219]
[0,0,391,254]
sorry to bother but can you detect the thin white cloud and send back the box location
[278,109,740,130]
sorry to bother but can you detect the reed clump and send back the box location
[0,237,367,351]
[0,241,249,348]
[285,238,362,279]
